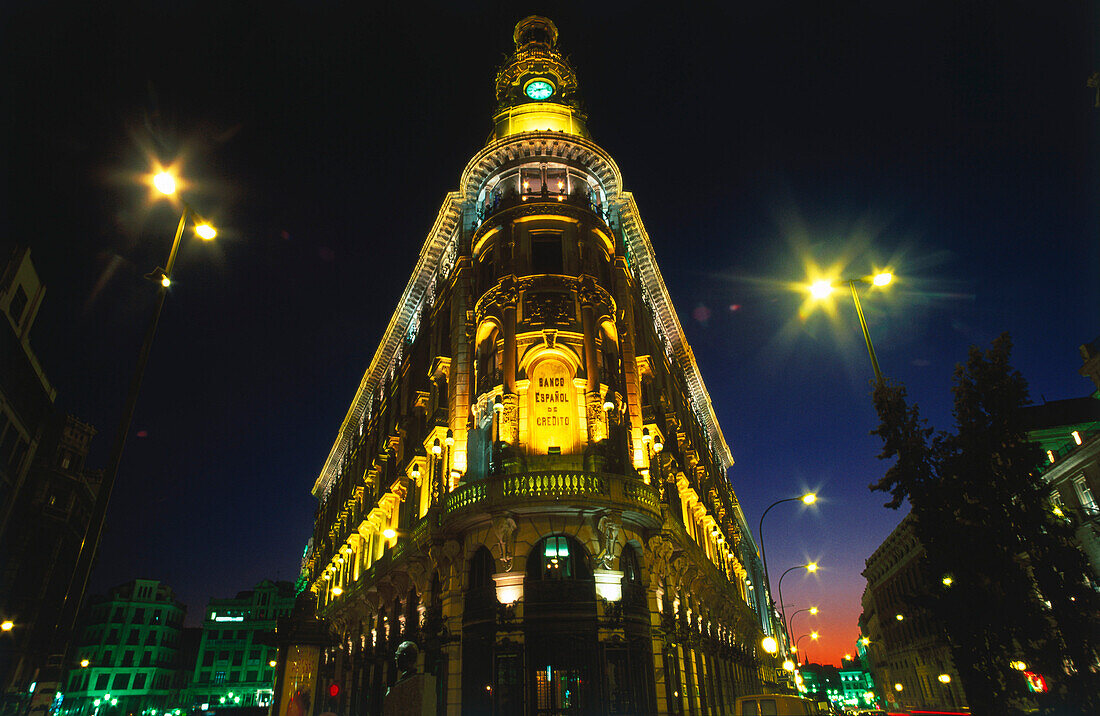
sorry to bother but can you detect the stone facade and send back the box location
[304,17,775,716]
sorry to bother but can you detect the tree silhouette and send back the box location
[870,334,1100,715]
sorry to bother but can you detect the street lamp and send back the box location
[777,563,819,647]
[53,166,218,673]
[808,271,893,384]
[786,606,819,648]
[756,493,817,649]
[0,620,12,632]
[795,632,819,665]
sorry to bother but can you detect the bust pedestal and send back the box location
[382,673,437,716]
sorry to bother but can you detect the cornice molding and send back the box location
[312,194,463,498]
[617,193,734,471]
[460,131,622,202]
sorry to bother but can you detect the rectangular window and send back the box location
[121,651,134,667]
[245,671,257,683]
[141,651,152,667]
[95,674,110,690]
[203,652,215,667]
[531,233,563,274]
[112,673,130,690]
[134,673,148,690]
[213,671,226,684]
[133,608,145,623]
[9,285,29,324]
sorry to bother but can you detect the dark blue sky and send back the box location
[4,1,1098,663]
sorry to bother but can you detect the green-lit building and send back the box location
[1022,337,1100,577]
[184,581,294,711]
[62,580,187,716]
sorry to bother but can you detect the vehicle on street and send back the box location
[735,693,825,714]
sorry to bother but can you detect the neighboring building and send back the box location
[301,16,773,716]
[860,515,966,712]
[62,580,187,716]
[1021,337,1100,577]
[185,581,293,710]
[838,665,876,712]
[0,247,103,716]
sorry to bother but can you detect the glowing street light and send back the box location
[757,492,819,653]
[938,674,951,684]
[778,563,822,647]
[761,636,778,654]
[153,172,176,195]
[807,270,895,384]
[787,605,819,645]
[53,164,220,674]
[80,659,90,668]
[0,620,12,632]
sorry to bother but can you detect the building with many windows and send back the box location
[860,515,966,713]
[300,16,775,716]
[185,580,293,710]
[0,247,103,716]
[63,580,186,716]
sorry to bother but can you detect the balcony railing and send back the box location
[442,471,661,520]
[475,187,611,228]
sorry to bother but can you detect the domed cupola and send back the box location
[490,16,589,140]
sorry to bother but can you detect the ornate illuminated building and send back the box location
[303,17,777,715]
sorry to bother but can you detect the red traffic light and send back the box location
[328,684,340,698]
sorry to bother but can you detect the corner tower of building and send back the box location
[301,17,778,716]
[490,15,589,140]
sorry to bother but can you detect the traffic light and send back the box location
[328,683,340,698]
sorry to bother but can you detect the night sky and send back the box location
[4,2,1098,665]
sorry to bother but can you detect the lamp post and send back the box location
[777,563,818,647]
[786,606,818,650]
[809,271,893,384]
[795,631,819,665]
[51,169,216,681]
[756,493,817,649]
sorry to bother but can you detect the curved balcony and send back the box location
[441,470,662,526]
[474,185,612,232]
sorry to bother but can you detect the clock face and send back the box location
[524,79,555,101]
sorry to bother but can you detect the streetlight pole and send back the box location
[848,280,882,384]
[786,606,818,651]
[777,563,818,648]
[756,493,816,650]
[809,271,892,385]
[48,180,215,690]
[795,632,819,665]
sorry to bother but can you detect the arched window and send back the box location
[468,546,495,590]
[527,535,591,581]
[620,545,641,584]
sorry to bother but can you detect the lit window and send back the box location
[1075,476,1097,515]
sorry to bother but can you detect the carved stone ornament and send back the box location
[491,514,519,572]
[525,291,575,326]
[595,511,622,569]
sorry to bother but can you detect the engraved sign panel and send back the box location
[529,358,578,455]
